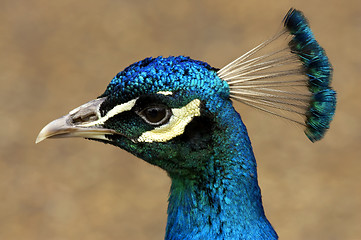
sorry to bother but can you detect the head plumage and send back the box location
[217,8,336,142]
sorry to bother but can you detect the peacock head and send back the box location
[37,9,337,176]
[36,56,232,176]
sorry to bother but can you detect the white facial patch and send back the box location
[157,91,173,96]
[137,99,201,143]
[80,98,138,127]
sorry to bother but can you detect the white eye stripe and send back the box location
[137,99,201,143]
[157,91,173,96]
[80,98,138,127]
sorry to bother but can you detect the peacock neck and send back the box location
[165,104,278,240]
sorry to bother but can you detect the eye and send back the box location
[138,105,172,125]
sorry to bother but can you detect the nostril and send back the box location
[68,97,106,126]
[82,113,98,122]
[71,112,99,125]
[72,116,82,124]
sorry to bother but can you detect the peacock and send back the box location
[36,9,336,240]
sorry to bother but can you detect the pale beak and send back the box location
[36,97,117,144]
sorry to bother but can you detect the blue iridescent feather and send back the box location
[100,56,279,239]
[36,8,337,240]
[284,8,336,141]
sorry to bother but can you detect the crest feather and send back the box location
[218,8,336,142]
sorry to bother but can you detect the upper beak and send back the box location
[36,97,117,143]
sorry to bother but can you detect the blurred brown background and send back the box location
[1,0,360,239]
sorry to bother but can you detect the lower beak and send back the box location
[36,97,116,143]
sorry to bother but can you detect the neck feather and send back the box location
[165,103,278,240]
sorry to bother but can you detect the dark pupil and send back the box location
[144,107,166,123]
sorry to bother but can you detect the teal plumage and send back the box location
[283,9,336,141]
[36,9,336,239]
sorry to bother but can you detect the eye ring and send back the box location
[137,105,172,126]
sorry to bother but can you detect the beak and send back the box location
[36,97,117,144]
